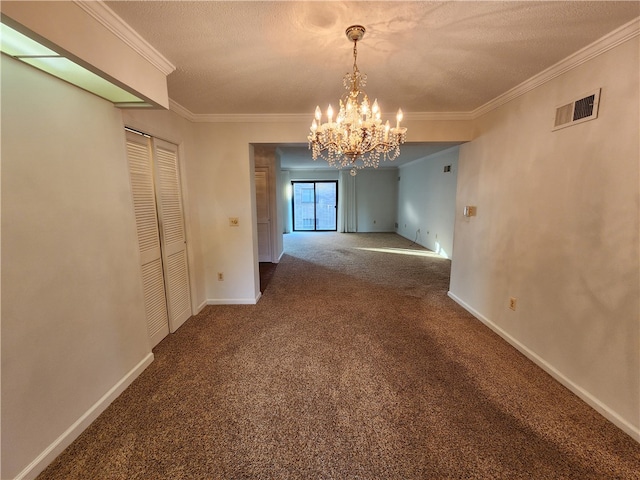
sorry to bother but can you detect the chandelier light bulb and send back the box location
[362,97,369,115]
[308,24,407,175]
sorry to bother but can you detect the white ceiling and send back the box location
[105,1,638,168]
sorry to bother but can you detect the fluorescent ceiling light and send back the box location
[0,21,152,106]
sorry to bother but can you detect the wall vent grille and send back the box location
[553,88,601,131]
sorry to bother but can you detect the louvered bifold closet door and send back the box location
[125,131,169,347]
[152,138,192,333]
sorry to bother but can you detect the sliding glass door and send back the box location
[292,181,337,231]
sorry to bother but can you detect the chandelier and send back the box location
[308,25,407,176]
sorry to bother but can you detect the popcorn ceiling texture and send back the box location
[105,1,640,115]
[38,233,640,479]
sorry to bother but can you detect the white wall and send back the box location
[191,121,313,304]
[355,169,399,232]
[397,147,459,257]
[1,57,152,479]
[191,117,469,304]
[449,37,639,439]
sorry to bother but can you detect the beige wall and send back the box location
[187,119,471,304]
[1,56,152,479]
[397,147,460,257]
[449,37,640,439]
[355,169,399,232]
[192,121,309,303]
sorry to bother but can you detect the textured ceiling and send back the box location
[105,1,638,169]
[107,1,639,116]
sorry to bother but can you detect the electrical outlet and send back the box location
[229,217,239,227]
[509,297,517,311]
[218,272,224,281]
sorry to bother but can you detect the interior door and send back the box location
[255,168,272,262]
[152,138,192,333]
[125,130,169,347]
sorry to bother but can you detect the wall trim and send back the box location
[73,1,175,75]
[447,291,640,443]
[471,16,640,119]
[16,353,155,480]
[207,294,261,306]
[168,99,196,122]
[168,100,474,124]
[196,300,208,314]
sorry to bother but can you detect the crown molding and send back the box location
[404,112,474,122]
[190,113,312,123]
[73,0,175,76]
[472,16,640,119]
[168,102,316,123]
[172,16,639,124]
[168,100,471,124]
[168,99,196,122]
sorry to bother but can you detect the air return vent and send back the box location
[553,89,601,131]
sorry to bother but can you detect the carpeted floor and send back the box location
[259,262,278,293]
[38,232,640,479]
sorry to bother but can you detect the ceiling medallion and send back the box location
[308,25,407,176]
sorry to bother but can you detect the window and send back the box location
[292,181,338,231]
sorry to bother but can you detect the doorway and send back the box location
[292,181,338,231]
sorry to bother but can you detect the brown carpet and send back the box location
[38,232,640,479]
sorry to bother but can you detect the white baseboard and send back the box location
[196,299,208,314]
[207,293,261,305]
[16,353,155,480]
[447,291,640,443]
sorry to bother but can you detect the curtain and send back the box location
[339,170,357,232]
[281,170,292,233]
